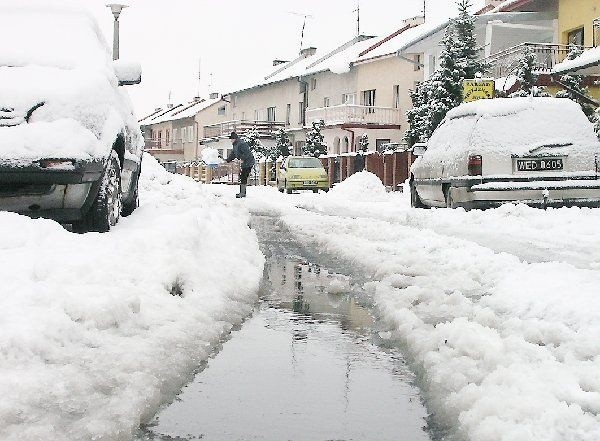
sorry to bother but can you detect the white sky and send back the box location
[86,0,486,116]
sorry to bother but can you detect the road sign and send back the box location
[463,79,495,103]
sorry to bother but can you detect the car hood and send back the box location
[0,65,140,163]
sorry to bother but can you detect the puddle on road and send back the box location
[139,215,431,441]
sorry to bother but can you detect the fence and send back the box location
[172,151,415,191]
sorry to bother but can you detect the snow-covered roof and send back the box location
[140,98,222,126]
[490,0,534,12]
[553,47,600,75]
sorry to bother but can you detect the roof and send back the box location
[140,98,222,126]
[553,47,600,75]
[490,0,535,12]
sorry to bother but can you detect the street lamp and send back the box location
[106,3,128,60]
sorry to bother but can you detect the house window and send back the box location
[342,93,356,105]
[324,97,330,107]
[361,89,376,108]
[181,127,186,143]
[188,126,195,143]
[218,105,226,116]
[267,106,276,122]
[414,54,422,71]
[393,85,400,109]
[310,77,317,90]
[567,27,585,46]
[172,128,178,143]
[594,18,600,47]
[286,104,291,126]
[376,139,391,153]
[429,54,436,76]
[299,101,306,125]
[232,95,237,107]
[158,131,162,148]
[241,112,246,121]
[165,129,170,146]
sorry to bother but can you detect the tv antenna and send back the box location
[287,11,314,53]
[353,0,360,36]
[197,57,202,98]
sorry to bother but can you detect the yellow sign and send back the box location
[463,80,495,103]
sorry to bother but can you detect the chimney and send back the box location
[300,47,317,58]
[403,16,425,27]
[273,59,289,66]
[209,92,220,100]
[193,96,202,102]
[167,103,174,109]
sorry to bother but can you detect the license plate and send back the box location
[516,158,563,172]
[303,180,317,185]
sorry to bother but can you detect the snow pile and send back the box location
[0,154,264,441]
[201,147,223,166]
[327,171,389,202]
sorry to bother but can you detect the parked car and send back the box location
[0,3,143,232]
[277,156,330,193]
[410,97,600,209]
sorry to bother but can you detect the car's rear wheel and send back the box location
[73,150,122,233]
[410,180,425,208]
[312,189,319,193]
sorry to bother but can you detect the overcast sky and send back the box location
[86,0,486,116]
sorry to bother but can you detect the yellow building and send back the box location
[558,0,599,47]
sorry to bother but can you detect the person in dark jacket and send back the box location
[226,132,255,198]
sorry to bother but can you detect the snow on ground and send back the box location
[207,177,600,440]
[0,154,264,441]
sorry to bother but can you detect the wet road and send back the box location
[139,215,432,441]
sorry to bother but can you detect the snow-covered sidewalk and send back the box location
[208,174,600,441]
[0,155,264,441]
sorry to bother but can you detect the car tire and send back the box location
[74,150,122,233]
[285,181,292,194]
[410,180,426,208]
[312,189,319,193]
[121,173,139,217]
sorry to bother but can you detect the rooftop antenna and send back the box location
[197,57,202,98]
[423,0,426,22]
[353,0,360,36]
[287,11,314,53]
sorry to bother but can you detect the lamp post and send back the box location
[106,3,128,60]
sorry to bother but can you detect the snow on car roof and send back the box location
[0,0,110,69]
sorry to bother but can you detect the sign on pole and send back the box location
[463,79,495,103]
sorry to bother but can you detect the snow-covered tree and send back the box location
[510,47,551,97]
[242,126,267,160]
[274,128,291,160]
[303,121,327,158]
[556,45,596,121]
[359,133,369,152]
[405,0,485,146]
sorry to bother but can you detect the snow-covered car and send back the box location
[410,98,600,209]
[0,3,143,232]
[278,156,330,193]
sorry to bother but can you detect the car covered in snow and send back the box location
[278,156,330,193]
[410,98,600,209]
[0,3,143,232]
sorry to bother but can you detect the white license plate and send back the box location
[516,158,563,171]
[303,180,317,185]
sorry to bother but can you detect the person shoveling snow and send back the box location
[226,132,255,199]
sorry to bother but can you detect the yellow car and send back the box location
[278,156,330,194]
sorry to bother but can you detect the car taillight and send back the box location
[39,159,75,170]
[468,155,482,176]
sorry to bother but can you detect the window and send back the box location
[286,104,291,126]
[342,93,356,105]
[241,112,246,121]
[188,126,195,142]
[254,110,261,121]
[181,127,186,143]
[429,54,436,76]
[172,128,178,143]
[310,77,317,90]
[324,97,330,107]
[361,89,376,111]
[299,101,306,125]
[376,139,391,153]
[567,27,584,46]
[232,95,237,107]
[267,106,276,122]
[594,18,600,47]
[393,85,400,109]
[218,105,226,116]
[165,129,170,146]
[414,54,422,71]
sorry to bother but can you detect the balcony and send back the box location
[484,43,591,79]
[203,120,286,140]
[306,105,402,127]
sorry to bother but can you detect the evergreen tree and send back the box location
[556,45,596,120]
[405,0,485,146]
[303,121,327,158]
[274,128,291,160]
[510,47,550,97]
[359,133,369,151]
[242,126,267,160]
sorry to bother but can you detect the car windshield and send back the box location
[0,9,109,69]
[288,158,323,168]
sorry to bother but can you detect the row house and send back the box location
[140,96,225,163]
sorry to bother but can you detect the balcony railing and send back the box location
[306,105,402,127]
[203,120,286,139]
[484,43,592,79]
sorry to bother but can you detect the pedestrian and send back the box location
[226,132,255,198]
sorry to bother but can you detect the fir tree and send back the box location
[303,121,327,158]
[556,45,596,120]
[454,0,488,79]
[359,133,369,152]
[274,128,291,160]
[510,47,550,97]
[242,126,267,160]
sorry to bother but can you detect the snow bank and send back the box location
[327,171,390,202]
[201,147,223,166]
[0,154,264,441]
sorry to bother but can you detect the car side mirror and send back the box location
[412,143,428,157]
[114,60,142,86]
